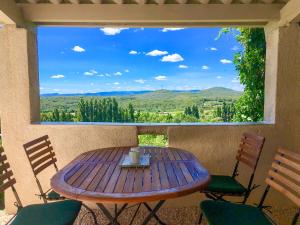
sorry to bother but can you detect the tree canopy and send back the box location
[220,28,266,122]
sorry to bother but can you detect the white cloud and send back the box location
[100,28,128,36]
[232,78,240,83]
[90,83,94,86]
[84,72,94,76]
[202,65,209,70]
[155,75,167,81]
[125,69,130,73]
[84,70,98,76]
[135,79,146,84]
[105,73,111,77]
[114,72,122,76]
[220,59,232,64]
[217,76,222,79]
[162,28,184,32]
[114,82,120,85]
[161,53,184,63]
[97,74,105,77]
[179,65,188,69]
[146,50,168,57]
[90,69,97,74]
[129,50,138,55]
[72,45,85,52]
[231,46,239,51]
[51,74,65,79]
[210,47,218,51]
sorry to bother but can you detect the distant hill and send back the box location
[41,87,241,98]
[40,87,242,113]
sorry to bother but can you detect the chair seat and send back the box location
[11,200,82,225]
[200,200,272,225]
[47,190,65,200]
[204,175,247,195]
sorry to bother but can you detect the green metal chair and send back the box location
[0,146,82,225]
[23,135,64,203]
[23,135,97,223]
[198,132,265,223]
[200,148,300,225]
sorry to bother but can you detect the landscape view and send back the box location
[39,27,266,132]
[41,87,239,123]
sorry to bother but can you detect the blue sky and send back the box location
[38,27,243,94]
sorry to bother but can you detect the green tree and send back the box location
[191,105,200,119]
[221,28,266,122]
[128,103,135,122]
[52,109,60,121]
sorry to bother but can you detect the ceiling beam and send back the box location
[19,4,283,26]
[0,0,24,25]
[279,0,300,26]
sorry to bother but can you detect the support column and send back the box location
[0,24,40,213]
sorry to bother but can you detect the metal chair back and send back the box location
[232,132,265,203]
[23,135,58,203]
[0,146,22,208]
[259,148,300,225]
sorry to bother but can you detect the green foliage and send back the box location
[138,135,168,147]
[214,102,236,122]
[40,87,241,113]
[220,28,266,122]
[184,105,200,119]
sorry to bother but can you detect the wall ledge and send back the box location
[33,121,274,127]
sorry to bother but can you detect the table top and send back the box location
[51,146,210,203]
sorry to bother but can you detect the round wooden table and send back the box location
[51,146,210,225]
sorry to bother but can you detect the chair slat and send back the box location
[269,170,300,194]
[0,154,7,164]
[0,178,16,192]
[26,140,51,155]
[23,135,58,178]
[272,162,300,183]
[265,149,300,209]
[237,149,257,161]
[275,155,300,172]
[0,163,10,173]
[23,135,49,149]
[236,133,265,170]
[0,170,13,183]
[29,147,53,162]
[34,158,57,175]
[236,155,255,169]
[31,152,55,170]
[266,178,300,208]
[244,132,265,143]
[278,148,300,162]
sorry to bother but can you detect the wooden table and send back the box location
[51,146,210,225]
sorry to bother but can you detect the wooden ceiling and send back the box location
[15,0,290,5]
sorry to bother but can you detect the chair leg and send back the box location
[198,212,203,224]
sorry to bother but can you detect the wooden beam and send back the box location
[0,0,24,25]
[279,0,300,26]
[19,4,283,26]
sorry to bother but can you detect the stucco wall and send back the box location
[0,23,300,224]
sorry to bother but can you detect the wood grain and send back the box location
[51,146,210,203]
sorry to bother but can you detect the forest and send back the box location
[40,87,239,123]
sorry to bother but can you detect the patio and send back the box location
[1,0,300,224]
